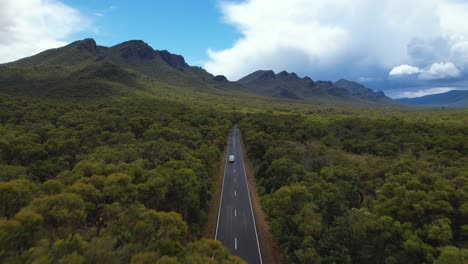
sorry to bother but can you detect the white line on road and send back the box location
[235,208,237,217]
[234,190,236,197]
[234,177,236,183]
[235,237,237,250]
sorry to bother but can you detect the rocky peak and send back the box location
[375,91,386,98]
[302,76,316,87]
[156,50,187,68]
[277,71,300,80]
[254,70,276,81]
[213,75,228,82]
[114,40,156,60]
[277,70,289,78]
[73,38,99,53]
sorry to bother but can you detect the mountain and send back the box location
[333,79,393,103]
[397,90,468,107]
[1,38,398,106]
[238,70,396,105]
[0,39,240,97]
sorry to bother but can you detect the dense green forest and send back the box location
[0,90,467,264]
[239,111,468,263]
[0,95,245,263]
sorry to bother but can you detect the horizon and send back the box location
[1,0,468,99]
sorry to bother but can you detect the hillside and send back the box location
[0,39,242,98]
[397,90,468,107]
[0,39,400,107]
[238,70,396,106]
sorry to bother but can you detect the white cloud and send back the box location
[0,0,90,63]
[398,87,463,98]
[389,62,461,80]
[389,65,422,76]
[205,0,468,81]
[419,62,461,80]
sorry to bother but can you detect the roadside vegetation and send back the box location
[0,95,245,263]
[239,110,467,263]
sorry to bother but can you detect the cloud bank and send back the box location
[205,0,468,86]
[0,0,90,63]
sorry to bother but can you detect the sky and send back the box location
[1,0,468,98]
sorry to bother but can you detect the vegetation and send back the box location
[0,95,244,263]
[239,111,467,263]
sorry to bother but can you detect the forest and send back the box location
[0,91,467,264]
[239,111,467,263]
[0,95,244,263]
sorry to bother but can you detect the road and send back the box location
[215,126,262,264]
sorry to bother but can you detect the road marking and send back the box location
[234,177,236,183]
[238,132,263,264]
[214,133,230,240]
[235,237,237,250]
[235,208,237,217]
[234,190,237,197]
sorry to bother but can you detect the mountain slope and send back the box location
[0,39,242,98]
[334,79,393,104]
[1,38,398,107]
[238,70,396,105]
[397,90,468,107]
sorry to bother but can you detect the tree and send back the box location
[52,234,88,263]
[134,210,187,248]
[40,179,65,195]
[434,246,468,264]
[0,179,36,218]
[0,165,27,182]
[185,239,245,264]
[164,168,201,221]
[29,193,86,237]
[103,173,137,204]
[265,158,304,192]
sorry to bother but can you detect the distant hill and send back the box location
[397,90,468,107]
[238,70,396,105]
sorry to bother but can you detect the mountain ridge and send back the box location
[238,69,396,105]
[1,38,398,106]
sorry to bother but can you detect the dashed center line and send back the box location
[235,237,238,250]
[235,208,237,217]
[234,190,237,197]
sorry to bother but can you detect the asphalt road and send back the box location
[215,126,262,264]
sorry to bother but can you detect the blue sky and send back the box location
[62,0,240,65]
[1,0,468,98]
